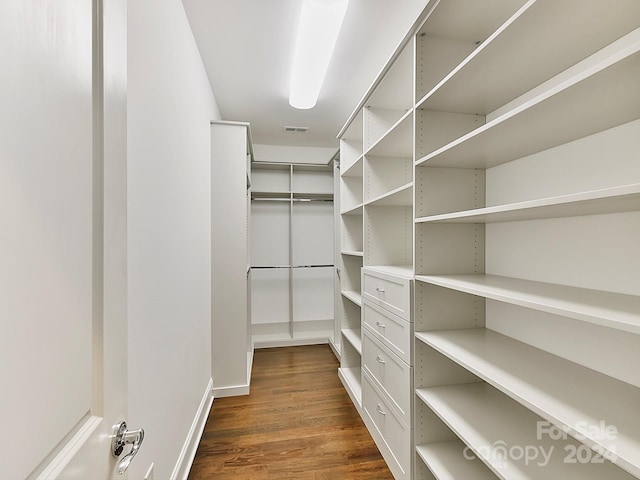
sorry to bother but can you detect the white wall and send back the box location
[127,0,220,478]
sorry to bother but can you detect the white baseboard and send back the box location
[254,337,329,349]
[329,338,341,360]
[213,382,250,397]
[212,351,253,398]
[171,378,214,480]
[247,349,254,388]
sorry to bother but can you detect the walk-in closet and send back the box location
[9,1,639,478]
[206,2,640,478]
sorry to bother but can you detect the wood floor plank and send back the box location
[188,345,394,479]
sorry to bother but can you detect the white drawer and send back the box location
[363,329,411,423]
[363,299,411,364]
[363,371,411,478]
[362,268,411,320]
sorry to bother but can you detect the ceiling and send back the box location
[182,0,428,148]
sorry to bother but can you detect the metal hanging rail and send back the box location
[292,264,334,268]
[250,265,291,269]
[251,197,291,202]
[251,196,333,202]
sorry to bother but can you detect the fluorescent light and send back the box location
[289,0,349,109]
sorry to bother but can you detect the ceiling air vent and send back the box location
[284,126,309,133]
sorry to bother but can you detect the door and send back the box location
[0,1,132,478]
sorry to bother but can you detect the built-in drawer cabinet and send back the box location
[362,268,411,320]
[361,268,413,480]
[363,370,411,480]
[362,299,411,363]
[362,328,411,422]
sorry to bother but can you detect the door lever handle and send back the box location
[112,421,145,475]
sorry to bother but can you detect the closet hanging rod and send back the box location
[292,264,334,268]
[292,198,333,203]
[250,265,290,269]
[251,197,333,202]
[251,197,291,202]
[250,265,334,269]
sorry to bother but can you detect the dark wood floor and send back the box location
[188,345,394,479]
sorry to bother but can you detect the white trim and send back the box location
[213,382,251,398]
[247,349,254,385]
[171,378,214,480]
[212,351,254,398]
[253,337,329,349]
[36,415,102,480]
[329,338,341,360]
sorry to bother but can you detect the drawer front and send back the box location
[363,372,411,477]
[362,269,411,320]
[362,299,411,363]
[363,330,410,422]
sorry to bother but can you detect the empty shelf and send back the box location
[414,274,640,334]
[341,290,363,307]
[365,182,413,207]
[415,183,640,224]
[416,440,496,480]
[341,328,362,354]
[416,383,633,479]
[416,328,640,476]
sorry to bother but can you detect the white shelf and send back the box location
[341,203,363,216]
[341,250,364,257]
[341,328,362,354]
[365,182,413,207]
[253,191,333,201]
[368,39,414,111]
[365,109,413,158]
[415,183,640,224]
[416,0,640,116]
[365,265,413,279]
[416,383,633,480]
[341,154,363,178]
[338,367,362,408]
[251,162,291,170]
[415,274,640,335]
[341,290,362,307]
[292,192,333,200]
[416,328,640,477]
[292,164,332,172]
[364,108,409,152]
[416,440,496,480]
[251,191,291,199]
[340,108,364,142]
[415,28,640,169]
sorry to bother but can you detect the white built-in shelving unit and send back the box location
[337,34,416,480]
[250,162,335,347]
[336,1,640,479]
[337,107,365,407]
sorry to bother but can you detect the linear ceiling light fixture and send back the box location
[289,0,349,109]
